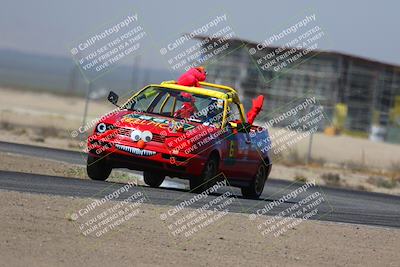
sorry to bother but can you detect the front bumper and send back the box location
[88,135,206,178]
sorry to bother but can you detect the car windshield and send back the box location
[124,86,225,124]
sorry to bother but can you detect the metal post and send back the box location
[306,104,315,164]
[306,130,313,165]
[81,81,93,139]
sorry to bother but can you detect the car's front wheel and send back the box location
[241,163,267,199]
[87,155,112,181]
[143,171,165,188]
[190,155,218,193]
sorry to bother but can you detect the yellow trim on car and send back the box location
[198,81,237,93]
[156,83,228,99]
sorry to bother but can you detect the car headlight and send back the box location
[96,123,107,133]
[141,131,153,142]
[96,123,114,133]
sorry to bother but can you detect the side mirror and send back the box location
[107,91,119,106]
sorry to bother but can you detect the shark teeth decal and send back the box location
[115,144,156,156]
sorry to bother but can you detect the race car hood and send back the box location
[100,110,200,136]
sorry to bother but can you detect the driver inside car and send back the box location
[174,92,197,119]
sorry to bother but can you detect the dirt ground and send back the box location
[0,190,399,267]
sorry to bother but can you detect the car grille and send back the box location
[117,127,131,136]
[117,127,165,143]
[152,134,165,143]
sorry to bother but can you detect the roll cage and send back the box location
[124,81,248,128]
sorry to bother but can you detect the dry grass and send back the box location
[278,148,305,166]
[390,161,400,174]
[309,157,326,166]
[341,160,366,172]
[0,120,13,130]
[367,176,398,189]
[321,173,341,187]
[294,174,308,183]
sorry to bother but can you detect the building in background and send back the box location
[194,36,400,143]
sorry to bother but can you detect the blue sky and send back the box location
[0,0,399,68]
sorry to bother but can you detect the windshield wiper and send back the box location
[187,117,202,123]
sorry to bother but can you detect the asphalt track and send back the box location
[0,141,399,228]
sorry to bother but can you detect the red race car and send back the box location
[87,81,272,199]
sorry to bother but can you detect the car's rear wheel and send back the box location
[143,171,165,188]
[87,155,112,181]
[190,155,218,193]
[241,163,267,199]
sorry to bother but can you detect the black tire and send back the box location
[241,163,267,199]
[87,155,112,181]
[190,155,218,193]
[143,171,165,188]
